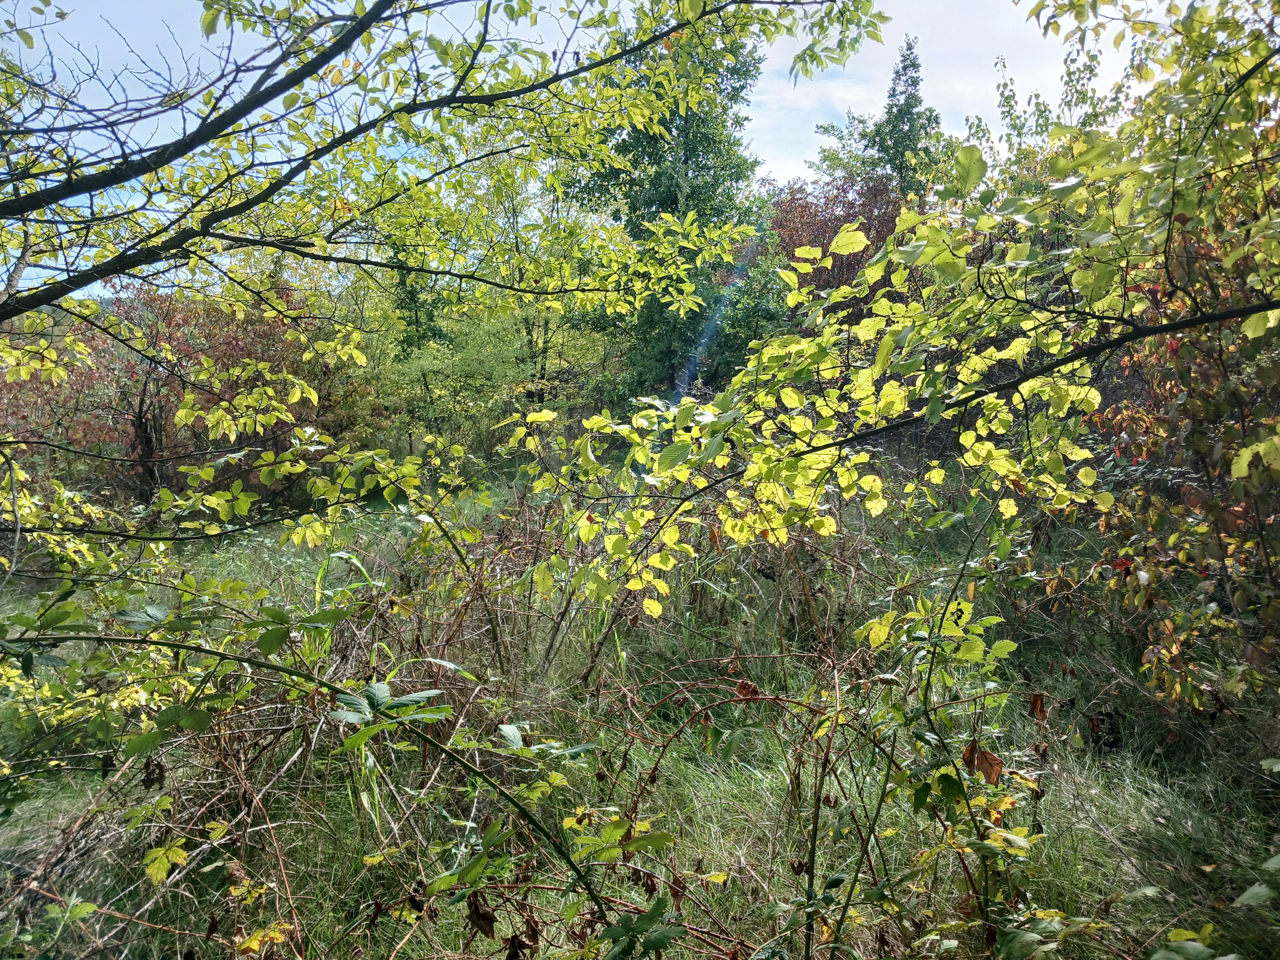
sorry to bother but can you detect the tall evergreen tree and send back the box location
[812,36,942,196]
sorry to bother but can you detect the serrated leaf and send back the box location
[990,639,1017,658]
[66,902,97,921]
[363,683,391,709]
[335,691,370,713]
[642,924,686,952]
[385,689,442,710]
[657,441,691,472]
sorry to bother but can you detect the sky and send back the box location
[23,0,1105,183]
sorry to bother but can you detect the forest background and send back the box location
[0,1,1279,959]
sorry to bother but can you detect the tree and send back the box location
[571,33,767,396]
[0,281,315,505]
[1,0,886,554]
[769,171,899,304]
[503,1,1280,947]
[812,35,944,196]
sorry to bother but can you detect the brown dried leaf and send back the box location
[975,750,1004,785]
[467,893,497,939]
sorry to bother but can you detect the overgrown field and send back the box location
[3,0,1280,957]
[3,469,1277,958]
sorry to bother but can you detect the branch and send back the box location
[0,0,401,220]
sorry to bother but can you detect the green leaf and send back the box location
[179,709,213,732]
[1234,882,1274,907]
[620,831,675,852]
[385,689,442,710]
[642,925,686,952]
[695,435,725,466]
[259,606,290,625]
[989,639,1017,658]
[117,606,170,632]
[780,386,805,409]
[995,928,1044,960]
[363,683,391,710]
[335,691,370,713]
[300,608,349,626]
[123,730,167,759]
[256,626,289,655]
[829,225,869,256]
[457,852,488,886]
[422,660,478,686]
[912,782,931,812]
[1150,945,1215,960]
[341,721,392,751]
[142,842,187,886]
[329,710,370,725]
[1242,309,1279,339]
[498,723,523,749]
[955,145,988,194]
[65,902,97,922]
[937,773,964,802]
[970,840,1005,859]
[156,704,186,729]
[657,442,691,472]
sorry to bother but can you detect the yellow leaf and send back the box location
[811,515,837,536]
[829,225,869,256]
[643,597,663,618]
